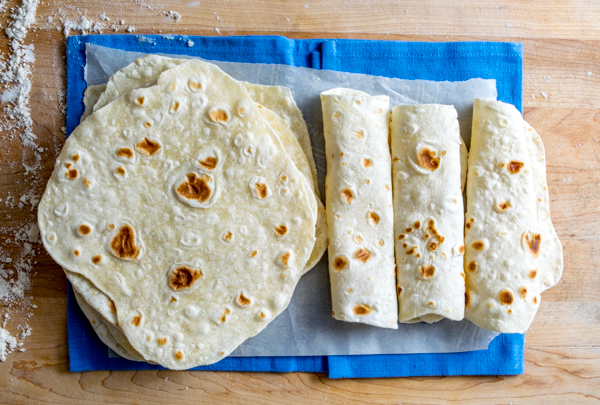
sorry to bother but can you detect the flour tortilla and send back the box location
[391,104,465,323]
[90,55,325,273]
[69,269,147,360]
[73,288,145,362]
[243,82,321,199]
[94,56,321,201]
[256,105,328,273]
[39,59,317,369]
[68,270,117,325]
[321,88,398,329]
[523,121,563,290]
[464,99,562,333]
[80,84,106,123]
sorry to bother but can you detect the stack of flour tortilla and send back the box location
[38,56,327,369]
[321,91,563,334]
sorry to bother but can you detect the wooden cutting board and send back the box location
[0,0,599,403]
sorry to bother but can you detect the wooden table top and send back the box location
[1,0,599,403]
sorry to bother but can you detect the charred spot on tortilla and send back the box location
[353,304,372,315]
[417,147,440,171]
[405,246,417,255]
[499,289,514,305]
[498,201,512,211]
[78,224,92,235]
[110,225,140,260]
[333,256,349,272]
[117,147,134,158]
[177,173,212,202]
[467,261,477,272]
[136,138,161,156]
[169,266,203,291]
[219,308,231,323]
[199,156,218,170]
[275,225,288,236]
[254,183,268,199]
[420,265,435,278]
[524,233,541,257]
[65,168,79,180]
[427,220,445,244]
[354,248,370,263]
[472,240,485,251]
[237,293,251,306]
[520,287,527,298]
[368,211,380,225]
[341,188,353,203]
[188,79,202,91]
[507,160,524,174]
[209,109,229,122]
[280,252,291,267]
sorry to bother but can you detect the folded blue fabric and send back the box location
[66,35,524,378]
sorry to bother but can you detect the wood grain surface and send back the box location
[1,0,599,403]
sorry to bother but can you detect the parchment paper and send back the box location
[83,42,500,357]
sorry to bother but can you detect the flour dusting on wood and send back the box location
[0,0,40,362]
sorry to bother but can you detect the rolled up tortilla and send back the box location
[464,99,563,333]
[321,88,397,329]
[391,104,466,323]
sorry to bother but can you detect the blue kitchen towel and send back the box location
[66,35,524,378]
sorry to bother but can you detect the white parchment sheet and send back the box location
[85,42,499,357]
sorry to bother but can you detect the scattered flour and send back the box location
[541,92,548,100]
[161,10,181,22]
[0,328,17,362]
[0,0,40,362]
[1,0,39,152]
[60,15,104,36]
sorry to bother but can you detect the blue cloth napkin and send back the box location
[66,35,524,378]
